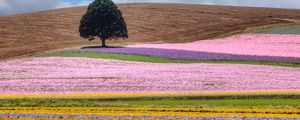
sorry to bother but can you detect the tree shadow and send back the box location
[80,45,125,49]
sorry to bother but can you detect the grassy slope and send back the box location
[44,52,300,67]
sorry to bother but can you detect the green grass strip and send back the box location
[256,25,300,34]
[43,52,300,68]
[0,98,299,108]
[109,99,300,108]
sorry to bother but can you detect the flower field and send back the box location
[81,47,300,63]
[80,34,300,63]
[128,34,300,58]
[0,107,299,119]
[81,34,300,63]
[0,97,299,119]
[0,57,299,94]
[1,29,300,119]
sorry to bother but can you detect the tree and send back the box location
[79,0,128,47]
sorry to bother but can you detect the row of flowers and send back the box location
[0,57,299,94]
[0,90,300,99]
[81,48,300,63]
[0,90,299,99]
[81,34,300,63]
[0,114,270,119]
[0,107,299,118]
[127,34,300,59]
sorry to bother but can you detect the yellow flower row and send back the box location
[1,107,299,118]
[0,90,299,99]
[0,118,175,120]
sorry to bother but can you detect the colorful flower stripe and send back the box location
[0,118,178,120]
[128,34,300,58]
[0,114,269,119]
[0,90,300,99]
[0,57,299,94]
[81,47,300,63]
[0,107,299,118]
[0,118,217,120]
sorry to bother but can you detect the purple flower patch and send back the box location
[81,47,300,63]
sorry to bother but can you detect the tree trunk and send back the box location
[101,39,107,47]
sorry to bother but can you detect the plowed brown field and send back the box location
[1,4,300,60]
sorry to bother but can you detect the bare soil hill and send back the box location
[1,4,300,60]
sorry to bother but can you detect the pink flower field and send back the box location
[0,57,299,94]
[128,34,300,58]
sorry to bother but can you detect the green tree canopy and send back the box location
[79,0,128,47]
